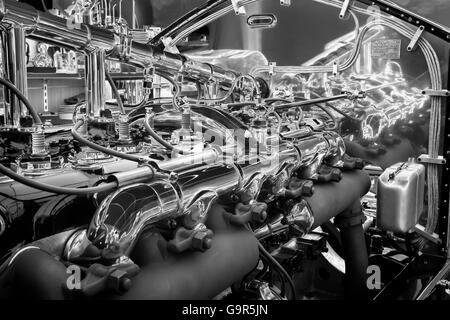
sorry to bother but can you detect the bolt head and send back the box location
[192,231,213,252]
[302,181,315,197]
[169,172,179,183]
[331,169,343,182]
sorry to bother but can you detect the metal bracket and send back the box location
[415,224,442,245]
[422,89,450,97]
[407,25,425,52]
[231,0,247,16]
[332,62,338,77]
[161,37,179,54]
[418,154,447,165]
[339,0,354,20]
[143,66,156,96]
[43,79,49,113]
[143,66,156,86]
[269,62,276,76]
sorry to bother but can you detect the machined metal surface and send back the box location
[0,0,447,303]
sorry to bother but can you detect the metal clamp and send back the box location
[143,66,155,81]
[339,0,354,20]
[280,0,291,6]
[422,89,450,97]
[43,79,49,113]
[407,25,425,52]
[161,36,179,54]
[418,154,447,165]
[415,224,442,246]
[204,62,216,84]
[231,0,247,16]
[269,62,276,76]
[174,60,187,85]
[332,62,338,77]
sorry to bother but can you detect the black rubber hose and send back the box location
[314,104,338,130]
[259,252,287,297]
[105,70,125,115]
[267,97,336,129]
[227,102,258,109]
[265,98,291,105]
[0,78,42,125]
[306,170,371,229]
[274,93,348,111]
[306,93,361,122]
[143,116,190,155]
[149,0,228,46]
[106,98,172,110]
[337,201,369,300]
[72,120,146,163]
[0,162,117,195]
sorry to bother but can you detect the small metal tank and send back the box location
[377,159,425,233]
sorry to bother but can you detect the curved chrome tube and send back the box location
[0,0,238,86]
[68,130,345,262]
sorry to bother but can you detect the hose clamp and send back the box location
[407,25,425,52]
[422,89,450,97]
[417,154,447,165]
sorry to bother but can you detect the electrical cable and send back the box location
[302,93,361,122]
[105,70,125,115]
[257,241,296,300]
[273,93,348,111]
[243,222,296,299]
[265,98,292,105]
[259,253,287,297]
[0,78,42,126]
[150,0,229,46]
[168,0,261,47]
[311,104,338,130]
[0,163,118,195]
[143,114,191,155]
[40,0,48,12]
[106,98,172,110]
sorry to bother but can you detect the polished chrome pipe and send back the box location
[81,131,345,260]
[86,49,106,117]
[1,26,28,126]
[85,163,242,260]
[0,0,237,86]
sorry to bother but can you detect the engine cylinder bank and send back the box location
[0,0,444,303]
[0,226,259,300]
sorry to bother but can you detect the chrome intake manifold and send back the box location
[0,0,373,300]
